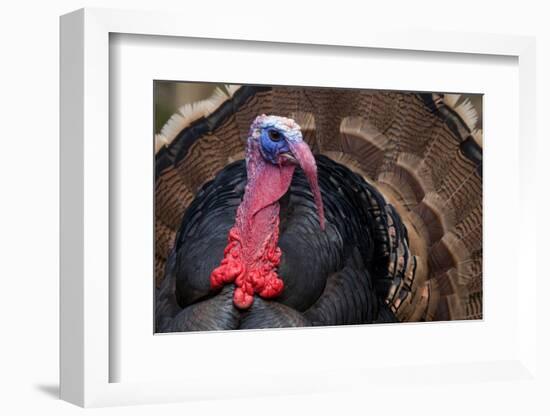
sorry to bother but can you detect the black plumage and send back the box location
[156,155,407,331]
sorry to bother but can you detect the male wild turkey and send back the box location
[154,85,482,332]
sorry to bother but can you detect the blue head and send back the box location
[249,115,304,165]
[247,114,325,230]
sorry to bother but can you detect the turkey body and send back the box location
[156,155,404,331]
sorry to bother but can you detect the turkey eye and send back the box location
[268,129,282,142]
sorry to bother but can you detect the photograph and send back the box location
[154,82,483,332]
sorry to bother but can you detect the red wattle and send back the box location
[209,141,294,310]
[209,214,286,310]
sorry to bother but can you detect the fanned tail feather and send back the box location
[155,86,482,322]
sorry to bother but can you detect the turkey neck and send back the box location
[209,140,294,309]
[235,139,295,253]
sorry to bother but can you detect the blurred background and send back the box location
[155,81,223,132]
[154,81,483,133]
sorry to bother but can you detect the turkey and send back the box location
[154,85,483,332]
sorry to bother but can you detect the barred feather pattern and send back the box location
[155,86,482,322]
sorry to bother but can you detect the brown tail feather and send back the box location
[233,89,274,140]
[155,168,194,230]
[339,116,393,179]
[289,111,317,151]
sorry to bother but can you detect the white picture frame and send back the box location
[60,7,540,408]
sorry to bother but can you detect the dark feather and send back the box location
[157,154,412,330]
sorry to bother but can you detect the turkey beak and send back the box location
[287,141,325,231]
